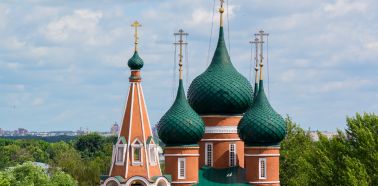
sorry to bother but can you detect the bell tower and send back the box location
[101,21,170,186]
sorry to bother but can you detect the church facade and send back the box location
[101,2,286,186]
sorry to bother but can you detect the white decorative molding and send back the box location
[125,176,150,186]
[205,143,213,167]
[201,138,241,141]
[164,154,200,157]
[125,83,135,178]
[140,85,164,176]
[245,154,280,157]
[205,126,237,134]
[259,158,267,179]
[136,84,150,178]
[177,158,186,179]
[103,177,121,186]
[249,181,280,184]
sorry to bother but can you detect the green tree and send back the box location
[73,133,105,159]
[50,170,78,186]
[346,113,378,185]
[280,117,315,186]
[0,162,77,186]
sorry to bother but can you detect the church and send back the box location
[100,1,286,185]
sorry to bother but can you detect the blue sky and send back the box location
[1,0,377,132]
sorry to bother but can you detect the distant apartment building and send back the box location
[309,131,338,141]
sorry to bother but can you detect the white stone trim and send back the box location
[126,83,135,177]
[103,177,121,186]
[125,176,149,186]
[245,154,280,157]
[137,83,150,178]
[115,143,127,166]
[109,147,116,176]
[153,177,171,186]
[109,83,133,176]
[259,158,267,179]
[249,181,280,184]
[229,143,236,167]
[164,154,200,157]
[205,143,213,167]
[140,84,163,176]
[205,126,237,134]
[131,138,143,166]
[178,158,186,179]
[201,138,241,141]
[148,144,157,166]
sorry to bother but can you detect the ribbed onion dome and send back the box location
[238,80,286,146]
[158,80,205,146]
[127,51,144,70]
[187,27,253,115]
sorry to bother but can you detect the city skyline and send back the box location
[1,0,378,131]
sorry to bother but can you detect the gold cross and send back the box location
[131,21,141,52]
[174,29,188,80]
[219,0,225,26]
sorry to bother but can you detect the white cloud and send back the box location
[43,9,103,44]
[309,79,371,93]
[324,0,367,16]
[32,97,44,106]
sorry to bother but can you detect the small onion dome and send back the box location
[158,80,205,146]
[127,51,144,70]
[238,80,286,146]
[187,27,253,115]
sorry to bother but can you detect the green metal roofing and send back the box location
[157,80,205,146]
[195,166,250,186]
[99,175,109,181]
[113,136,127,145]
[128,51,144,70]
[114,176,126,183]
[146,136,158,144]
[187,27,253,115]
[238,80,286,146]
[151,175,172,183]
[253,83,259,99]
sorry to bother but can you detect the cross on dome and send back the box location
[131,21,142,52]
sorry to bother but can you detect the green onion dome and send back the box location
[187,27,253,115]
[238,80,286,146]
[158,80,205,146]
[127,51,144,70]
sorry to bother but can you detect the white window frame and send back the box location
[178,158,186,179]
[115,140,127,166]
[259,158,267,179]
[131,138,143,166]
[205,143,213,167]
[148,144,157,166]
[229,143,236,167]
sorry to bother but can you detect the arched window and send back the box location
[130,180,146,186]
[157,180,168,186]
[106,180,119,186]
[131,138,143,165]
